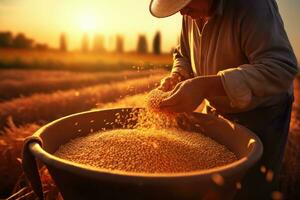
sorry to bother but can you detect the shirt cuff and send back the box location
[217,68,252,109]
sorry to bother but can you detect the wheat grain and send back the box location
[55,128,237,173]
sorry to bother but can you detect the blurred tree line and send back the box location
[0,31,48,50]
[0,30,163,54]
[61,31,162,54]
[135,32,160,54]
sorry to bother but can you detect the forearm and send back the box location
[172,16,193,80]
[217,62,297,109]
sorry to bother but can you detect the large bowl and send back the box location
[22,108,263,200]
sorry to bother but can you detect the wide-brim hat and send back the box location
[149,0,193,18]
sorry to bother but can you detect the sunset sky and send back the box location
[0,0,299,56]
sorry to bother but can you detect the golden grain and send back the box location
[55,128,237,173]
[55,88,237,173]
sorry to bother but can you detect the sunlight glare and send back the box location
[78,12,99,32]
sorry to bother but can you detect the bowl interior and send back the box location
[36,108,261,167]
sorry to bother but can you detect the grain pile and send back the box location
[55,128,237,173]
[136,89,177,129]
[55,88,238,173]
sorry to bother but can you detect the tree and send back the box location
[93,34,105,53]
[0,31,13,48]
[59,33,67,52]
[81,33,89,53]
[115,35,124,53]
[152,31,161,54]
[137,34,148,54]
[12,33,34,49]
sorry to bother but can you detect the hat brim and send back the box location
[149,0,193,18]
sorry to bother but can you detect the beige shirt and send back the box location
[172,0,298,114]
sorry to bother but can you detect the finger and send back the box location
[159,85,182,107]
[159,78,166,86]
[157,84,164,91]
[169,81,183,95]
[158,82,170,92]
[160,77,171,85]
[159,78,172,91]
[159,96,178,108]
[160,102,185,113]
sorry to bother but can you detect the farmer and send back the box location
[149,0,298,199]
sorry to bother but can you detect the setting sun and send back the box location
[77,12,99,32]
[0,0,299,54]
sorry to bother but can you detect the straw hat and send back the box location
[149,0,192,18]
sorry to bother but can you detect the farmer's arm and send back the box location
[160,0,298,113]
[171,16,194,80]
[217,0,298,108]
[159,16,194,91]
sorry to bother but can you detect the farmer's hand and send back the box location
[158,72,183,92]
[159,78,205,113]
[159,75,226,113]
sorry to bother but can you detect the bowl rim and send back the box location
[29,108,263,181]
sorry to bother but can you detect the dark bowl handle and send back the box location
[22,136,44,200]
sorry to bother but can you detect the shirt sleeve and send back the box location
[217,0,298,109]
[172,16,194,80]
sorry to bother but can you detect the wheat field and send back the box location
[0,69,164,101]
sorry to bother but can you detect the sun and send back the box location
[78,12,98,32]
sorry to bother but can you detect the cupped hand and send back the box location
[158,73,183,92]
[159,78,205,113]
